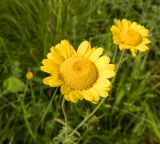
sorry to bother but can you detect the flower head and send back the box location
[26,71,33,80]
[41,40,115,103]
[111,19,151,56]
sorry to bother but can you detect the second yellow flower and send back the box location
[111,19,151,56]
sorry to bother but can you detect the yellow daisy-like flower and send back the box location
[111,19,151,57]
[26,71,33,80]
[41,40,115,103]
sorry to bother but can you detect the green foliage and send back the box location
[0,0,160,144]
[3,76,26,93]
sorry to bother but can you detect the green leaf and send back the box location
[3,76,26,93]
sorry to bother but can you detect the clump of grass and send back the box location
[0,0,160,144]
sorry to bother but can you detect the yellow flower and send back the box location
[26,71,33,80]
[111,19,151,57]
[41,40,115,103]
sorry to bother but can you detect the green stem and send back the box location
[29,81,35,104]
[69,98,105,136]
[116,50,125,73]
[112,46,118,63]
[20,81,36,142]
[39,88,58,125]
[111,50,125,85]
[61,97,68,139]
[61,98,68,126]
[21,100,36,141]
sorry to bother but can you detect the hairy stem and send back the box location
[69,98,105,136]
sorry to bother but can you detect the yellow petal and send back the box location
[137,45,149,52]
[81,90,94,102]
[83,47,96,58]
[55,40,76,59]
[95,56,110,70]
[42,59,58,68]
[60,84,71,95]
[49,74,63,87]
[40,66,53,74]
[64,90,82,103]
[98,89,109,97]
[69,96,78,103]
[43,76,52,86]
[100,69,116,79]
[96,78,112,90]
[97,64,115,71]
[87,88,100,103]
[64,94,69,101]
[93,85,108,97]
[122,19,131,29]
[106,64,116,71]
[111,25,120,35]
[142,38,151,44]
[93,85,109,97]
[41,59,58,73]
[47,48,64,65]
[119,44,128,50]
[138,26,149,37]
[116,20,123,30]
[43,74,63,87]
[68,91,78,103]
[112,36,121,44]
[130,47,137,57]
[89,47,104,61]
[77,41,91,56]
[131,22,138,29]
[75,91,83,100]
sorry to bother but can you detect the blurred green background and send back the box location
[0,0,160,143]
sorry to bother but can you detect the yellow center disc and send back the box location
[60,57,98,90]
[121,29,142,46]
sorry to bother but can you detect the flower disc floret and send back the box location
[60,57,98,90]
[121,29,142,46]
